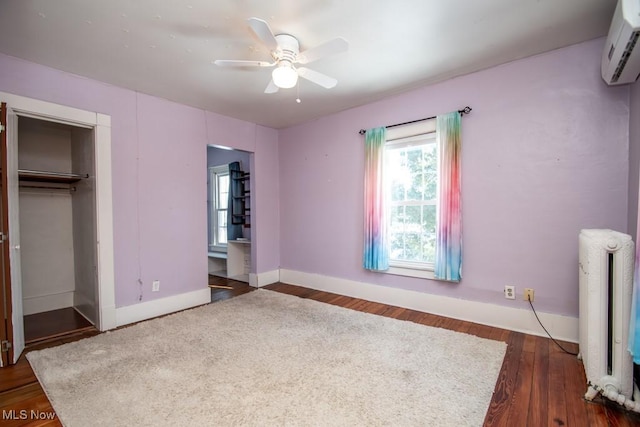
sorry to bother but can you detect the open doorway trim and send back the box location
[0,91,116,334]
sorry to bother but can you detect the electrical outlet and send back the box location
[152,280,160,292]
[524,288,534,302]
[504,285,515,300]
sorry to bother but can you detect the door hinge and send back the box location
[0,232,6,243]
[1,340,11,353]
[0,124,4,133]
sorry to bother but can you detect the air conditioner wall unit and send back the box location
[601,0,640,85]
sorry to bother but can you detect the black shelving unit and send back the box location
[230,170,250,227]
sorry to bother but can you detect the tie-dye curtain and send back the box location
[363,127,389,271]
[434,112,463,282]
[629,209,640,363]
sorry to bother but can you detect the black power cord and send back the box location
[528,299,579,356]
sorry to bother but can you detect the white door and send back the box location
[4,106,23,364]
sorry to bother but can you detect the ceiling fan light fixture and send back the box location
[272,62,298,89]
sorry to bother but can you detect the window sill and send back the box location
[385,266,435,280]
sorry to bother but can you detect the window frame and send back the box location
[383,119,438,280]
[208,164,230,252]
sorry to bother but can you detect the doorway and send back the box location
[0,92,115,366]
[206,145,253,296]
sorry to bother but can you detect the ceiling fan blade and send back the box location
[247,17,278,51]
[297,67,337,89]
[214,60,273,67]
[297,37,348,64]
[264,79,279,94]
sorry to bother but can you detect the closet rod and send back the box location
[17,169,88,179]
[19,184,76,192]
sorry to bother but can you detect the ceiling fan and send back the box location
[214,17,348,93]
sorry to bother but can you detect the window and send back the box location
[364,112,462,282]
[385,132,437,271]
[209,165,229,251]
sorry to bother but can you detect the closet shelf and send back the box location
[18,169,88,184]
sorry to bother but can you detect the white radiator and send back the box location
[578,229,634,400]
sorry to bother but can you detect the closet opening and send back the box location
[1,93,114,365]
[18,116,98,343]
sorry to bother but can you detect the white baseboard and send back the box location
[279,269,578,343]
[115,288,210,328]
[99,304,117,331]
[23,291,74,315]
[249,269,280,288]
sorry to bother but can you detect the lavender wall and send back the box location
[279,38,630,318]
[628,81,640,238]
[0,53,280,308]
[0,38,630,319]
[252,126,280,273]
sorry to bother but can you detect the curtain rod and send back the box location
[358,106,472,135]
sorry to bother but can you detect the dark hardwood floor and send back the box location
[209,274,254,302]
[24,307,96,344]
[2,279,639,426]
[0,329,99,426]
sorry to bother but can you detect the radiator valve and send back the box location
[588,378,640,413]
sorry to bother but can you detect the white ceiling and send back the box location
[0,0,616,129]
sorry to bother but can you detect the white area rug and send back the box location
[27,289,506,426]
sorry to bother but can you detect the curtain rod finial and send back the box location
[359,129,366,135]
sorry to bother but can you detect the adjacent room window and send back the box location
[209,165,229,251]
[385,131,437,271]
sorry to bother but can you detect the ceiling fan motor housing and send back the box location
[274,34,300,63]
